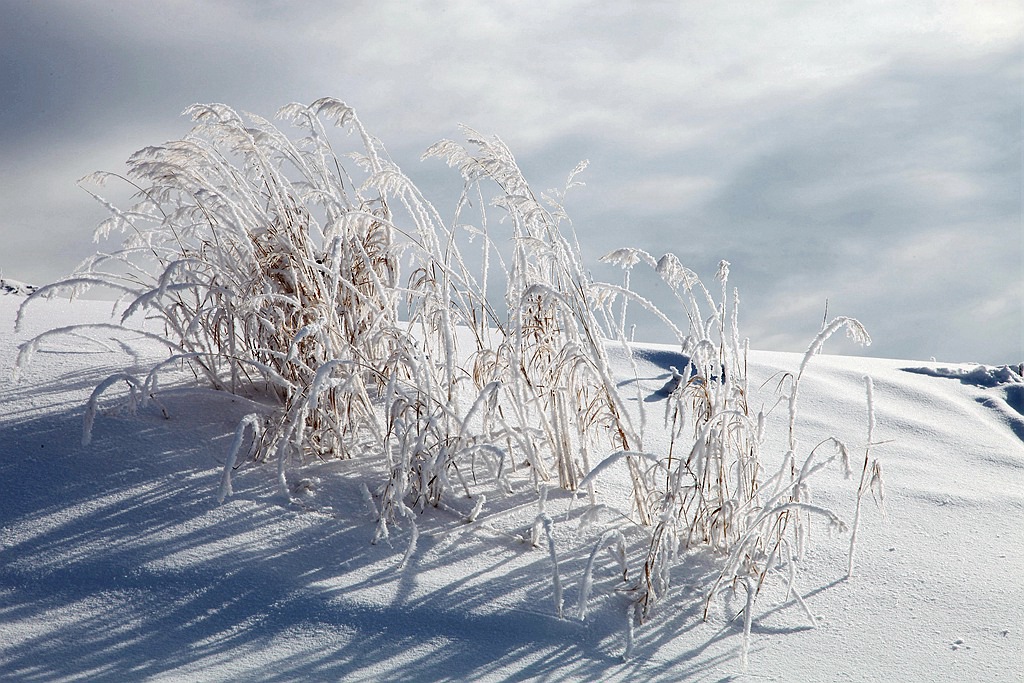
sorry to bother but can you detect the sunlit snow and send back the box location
[1,294,1021,681]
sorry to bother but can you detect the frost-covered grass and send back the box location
[16,99,883,666]
[3,295,1023,681]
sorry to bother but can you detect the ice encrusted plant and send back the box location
[15,98,640,528]
[15,98,883,667]
[18,101,400,463]
[589,251,881,665]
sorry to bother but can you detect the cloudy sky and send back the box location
[1,1,1020,363]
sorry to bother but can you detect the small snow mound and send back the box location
[903,364,1023,388]
[1,277,37,296]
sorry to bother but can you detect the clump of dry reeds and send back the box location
[592,252,880,664]
[16,98,881,666]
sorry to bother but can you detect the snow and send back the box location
[0,278,36,297]
[1,296,1022,681]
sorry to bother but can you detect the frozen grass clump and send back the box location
[591,251,881,664]
[15,98,882,665]
[16,99,638,524]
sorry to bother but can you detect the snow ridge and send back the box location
[0,277,37,296]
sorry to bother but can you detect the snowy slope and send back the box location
[1,296,1021,682]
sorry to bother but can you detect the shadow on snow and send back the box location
[0,369,821,681]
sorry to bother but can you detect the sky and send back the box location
[1,0,1020,364]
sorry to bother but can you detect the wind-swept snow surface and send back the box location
[1,297,1021,681]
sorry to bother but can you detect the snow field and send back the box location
[2,295,1021,681]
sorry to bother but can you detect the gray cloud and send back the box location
[1,1,1020,364]
[569,44,1021,362]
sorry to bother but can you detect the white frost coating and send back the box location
[217,414,263,504]
[141,352,295,397]
[359,483,378,520]
[576,528,628,620]
[623,602,636,662]
[396,504,419,570]
[467,494,486,523]
[459,381,501,434]
[538,513,564,618]
[576,450,660,492]
[740,576,755,671]
[600,246,656,270]
[277,444,289,499]
[82,372,145,446]
[849,375,878,578]
[588,282,688,344]
[285,319,324,365]
[788,316,871,452]
[15,323,181,383]
[14,279,136,332]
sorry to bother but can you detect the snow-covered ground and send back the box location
[0,278,36,297]
[1,294,1021,682]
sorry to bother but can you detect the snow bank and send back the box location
[0,277,37,296]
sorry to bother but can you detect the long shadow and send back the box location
[0,375,830,681]
[902,366,1024,444]
[1001,384,1024,417]
[975,395,1024,442]
[614,348,695,404]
